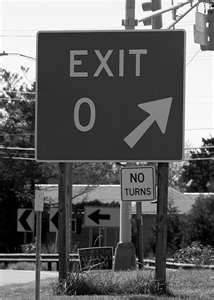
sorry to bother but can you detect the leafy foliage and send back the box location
[0,68,57,251]
[181,137,214,192]
[173,242,214,265]
[167,202,188,255]
[147,202,189,257]
[0,68,120,251]
[168,162,185,190]
[72,162,119,184]
[186,195,214,246]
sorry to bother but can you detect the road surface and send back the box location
[0,269,58,286]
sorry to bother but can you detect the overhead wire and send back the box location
[0,34,35,38]
[0,97,35,101]
[186,49,201,66]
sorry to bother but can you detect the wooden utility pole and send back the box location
[136,201,143,268]
[146,0,169,288]
[136,1,162,270]
[58,163,72,282]
[155,163,169,287]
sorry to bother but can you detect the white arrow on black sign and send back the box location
[17,209,34,232]
[124,97,173,148]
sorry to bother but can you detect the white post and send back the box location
[35,211,42,300]
[120,201,131,243]
[34,188,44,300]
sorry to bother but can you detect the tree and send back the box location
[72,162,119,184]
[167,202,188,254]
[180,137,214,192]
[187,195,214,246]
[0,68,58,251]
[168,161,184,190]
[0,68,121,251]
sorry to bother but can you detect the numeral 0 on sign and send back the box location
[74,97,96,132]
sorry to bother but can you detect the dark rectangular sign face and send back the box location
[78,247,113,271]
[36,30,185,161]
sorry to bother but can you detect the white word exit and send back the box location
[70,49,148,78]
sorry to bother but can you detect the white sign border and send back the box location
[36,29,185,163]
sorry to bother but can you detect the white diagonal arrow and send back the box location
[124,97,173,149]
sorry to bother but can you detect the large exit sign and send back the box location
[36,30,185,161]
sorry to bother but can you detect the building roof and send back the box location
[37,184,214,214]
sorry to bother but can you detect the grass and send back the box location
[0,277,55,299]
[168,269,214,299]
[1,269,214,299]
[54,270,166,296]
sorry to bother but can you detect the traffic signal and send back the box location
[142,0,163,28]
[194,7,214,50]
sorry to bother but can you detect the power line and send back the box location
[186,128,214,131]
[2,91,36,95]
[0,97,35,102]
[0,145,214,152]
[0,145,34,151]
[0,128,213,136]
[185,145,214,150]
[0,156,35,160]
[186,49,201,66]
[187,157,214,161]
[0,155,213,162]
[0,133,34,136]
[0,34,35,38]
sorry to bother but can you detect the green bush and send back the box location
[187,195,214,246]
[173,241,214,265]
[167,203,188,255]
[53,270,173,296]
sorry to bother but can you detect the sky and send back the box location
[0,0,214,148]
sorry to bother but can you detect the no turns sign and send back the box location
[121,166,156,201]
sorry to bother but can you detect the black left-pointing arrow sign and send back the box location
[19,209,33,232]
[88,209,110,225]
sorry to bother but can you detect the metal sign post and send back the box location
[150,0,170,290]
[58,163,72,282]
[155,163,169,289]
[35,189,44,300]
[35,210,42,300]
